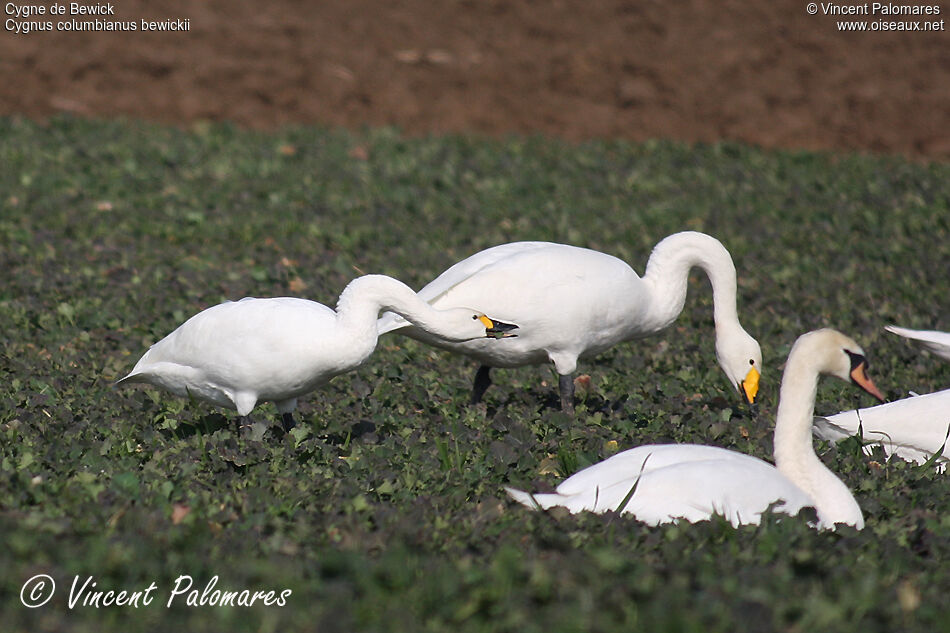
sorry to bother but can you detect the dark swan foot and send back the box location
[471,365,493,405]
[280,412,297,433]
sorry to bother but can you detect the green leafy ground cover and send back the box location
[1,116,949,632]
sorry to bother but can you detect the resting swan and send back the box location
[505,329,885,530]
[378,232,761,411]
[814,324,950,467]
[117,274,518,430]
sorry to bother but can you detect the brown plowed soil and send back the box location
[1,0,948,158]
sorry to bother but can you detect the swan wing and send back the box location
[886,325,950,363]
[120,298,342,398]
[814,389,950,466]
[416,242,558,303]
[508,455,811,527]
[617,460,812,526]
[378,242,555,334]
[131,298,336,366]
[378,240,643,367]
[554,444,749,496]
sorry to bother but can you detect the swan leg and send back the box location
[558,374,575,413]
[275,398,298,434]
[471,365,493,404]
[281,412,296,432]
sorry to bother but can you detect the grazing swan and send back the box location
[117,274,518,430]
[505,329,885,530]
[814,324,950,467]
[378,232,761,411]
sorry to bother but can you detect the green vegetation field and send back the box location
[2,117,949,632]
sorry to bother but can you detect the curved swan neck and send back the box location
[772,338,863,528]
[335,274,468,341]
[640,232,740,332]
[772,354,822,474]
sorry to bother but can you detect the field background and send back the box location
[2,2,950,632]
[2,0,949,159]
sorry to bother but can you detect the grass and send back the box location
[1,115,949,632]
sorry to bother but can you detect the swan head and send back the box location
[476,314,520,339]
[789,329,885,402]
[410,309,518,342]
[715,325,763,404]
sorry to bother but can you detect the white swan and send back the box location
[505,329,885,530]
[117,274,519,430]
[378,232,761,411]
[813,324,950,467]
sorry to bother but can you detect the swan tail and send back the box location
[504,486,562,511]
[114,372,143,388]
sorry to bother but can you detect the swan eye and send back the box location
[749,359,755,366]
[843,349,866,372]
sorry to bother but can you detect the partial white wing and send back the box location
[886,325,950,362]
[506,447,812,527]
[377,242,555,334]
[814,389,950,467]
[554,444,761,496]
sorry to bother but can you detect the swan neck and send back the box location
[641,232,740,331]
[772,346,861,527]
[772,356,822,475]
[335,274,465,341]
